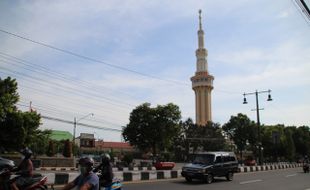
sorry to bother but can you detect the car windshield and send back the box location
[192,154,215,165]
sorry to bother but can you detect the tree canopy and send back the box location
[222,113,257,160]
[261,124,309,162]
[0,77,50,153]
[173,118,227,161]
[122,103,181,155]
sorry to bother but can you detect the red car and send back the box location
[154,161,175,170]
[244,159,256,166]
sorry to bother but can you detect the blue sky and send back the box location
[0,0,309,141]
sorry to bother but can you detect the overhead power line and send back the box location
[298,0,310,19]
[17,101,125,128]
[294,0,310,25]
[0,51,142,101]
[0,28,187,85]
[0,60,135,108]
[41,115,122,132]
[0,50,240,95]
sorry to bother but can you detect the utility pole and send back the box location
[73,113,94,142]
[73,117,77,141]
[72,113,94,158]
[243,89,273,165]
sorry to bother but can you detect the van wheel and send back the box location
[205,174,213,184]
[226,172,233,181]
[185,177,192,182]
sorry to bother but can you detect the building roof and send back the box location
[50,130,73,141]
[95,141,133,149]
[79,133,95,139]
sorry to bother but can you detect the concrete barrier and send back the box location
[238,163,302,173]
[36,166,156,172]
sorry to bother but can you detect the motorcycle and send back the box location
[94,170,122,190]
[303,163,309,173]
[0,157,48,190]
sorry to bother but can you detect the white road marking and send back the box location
[286,174,297,177]
[240,179,262,185]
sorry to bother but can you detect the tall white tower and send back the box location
[190,10,214,126]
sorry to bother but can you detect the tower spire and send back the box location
[196,9,207,72]
[199,9,202,31]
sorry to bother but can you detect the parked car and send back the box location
[150,155,175,170]
[244,158,256,166]
[181,152,238,184]
[154,161,175,170]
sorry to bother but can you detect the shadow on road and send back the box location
[172,178,228,186]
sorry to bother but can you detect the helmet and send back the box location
[20,147,32,159]
[78,157,94,174]
[78,157,94,167]
[101,153,111,163]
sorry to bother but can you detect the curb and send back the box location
[36,166,156,172]
[36,167,77,171]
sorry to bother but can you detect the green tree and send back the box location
[284,127,295,161]
[122,154,133,167]
[172,118,195,161]
[122,103,181,155]
[30,129,51,156]
[292,126,310,157]
[222,113,256,162]
[173,118,227,161]
[0,77,19,121]
[0,77,50,152]
[0,111,25,150]
[261,124,297,162]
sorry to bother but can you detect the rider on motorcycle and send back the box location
[304,155,309,164]
[303,155,310,173]
[62,157,99,190]
[93,154,113,190]
[11,147,34,190]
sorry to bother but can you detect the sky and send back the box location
[0,0,309,142]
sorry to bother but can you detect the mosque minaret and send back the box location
[190,10,214,126]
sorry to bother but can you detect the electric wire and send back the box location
[16,101,125,130]
[0,60,135,108]
[0,51,142,101]
[17,104,124,132]
[41,115,122,132]
[0,63,135,109]
[0,28,187,86]
[15,83,130,121]
[293,0,310,26]
[0,30,241,94]
[18,100,126,128]
[0,71,131,125]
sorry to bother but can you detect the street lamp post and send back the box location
[243,89,272,165]
[73,113,94,141]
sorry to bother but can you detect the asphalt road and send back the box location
[124,168,310,190]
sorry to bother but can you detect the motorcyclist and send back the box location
[303,155,309,173]
[94,154,113,190]
[62,157,99,190]
[304,155,309,164]
[11,147,34,190]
